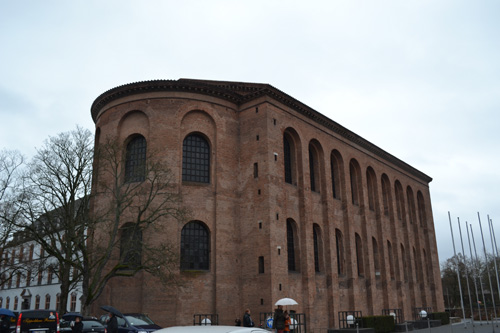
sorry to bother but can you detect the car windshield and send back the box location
[83,321,103,328]
[124,315,155,326]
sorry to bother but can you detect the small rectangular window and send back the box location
[256,135,259,141]
[258,256,264,274]
[254,163,258,178]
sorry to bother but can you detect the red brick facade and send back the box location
[89,79,444,329]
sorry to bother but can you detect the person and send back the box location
[71,317,83,333]
[242,309,254,327]
[234,318,241,326]
[107,312,118,333]
[284,311,291,332]
[272,305,286,333]
[0,315,10,333]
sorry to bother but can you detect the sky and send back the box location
[1,0,499,265]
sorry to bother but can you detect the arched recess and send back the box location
[330,150,345,200]
[119,222,143,269]
[182,132,211,184]
[349,159,363,206]
[366,167,378,212]
[387,240,395,280]
[372,237,381,277]
[355,233,364,277]
[180,220,210,271]
[400,243,408,282]
[118,110,150,140]
[283,128,302,186]
[286,218,300,272]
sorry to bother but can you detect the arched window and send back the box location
[120,223,142,269]
[35,295,40,309]
[349,160,362,206]
[56,294,60,311]
[309,144,320,192]
[395,181,405,221]
[283,134,295,184]
[124,135,147,183]
[355,233,364,276]
[330,151,342,200]
[335,229,345,275]
[381,175,391,216]
[180,221,210,270]
[366,167,377,211]
[287,219,299,272]
[70,293,77,312]
[417,191,427,228]
[182,133,210,183]
[14,296,18,311]
[407,187,416,225]
[313,224,323,272]
[6,297,10,310]
[372,237,380,277]
[387,240,395,280]
[45,294,50,310]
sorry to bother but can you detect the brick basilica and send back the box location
[89,79,444,329]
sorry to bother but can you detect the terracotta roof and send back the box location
[90,79,432,183]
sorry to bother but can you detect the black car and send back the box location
[81,320,106,333]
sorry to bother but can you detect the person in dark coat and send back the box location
[107,313,118,333]
[71,317,83,333]
[242,309,254,327]
[0,315,10,333]
[273,305,286,333]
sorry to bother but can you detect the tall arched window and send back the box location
[366,167,377,211]
[335,229,345,275]
[355,233,364,276]
[14,296,18,311]
[401,244,408,281]
[381,175,391,216]
[35,295,40,309]
[180,221,210,270]
[287,219,299,272]
[395,181,405,221]
[70,293,77,312]
[407,187,417,225]
[45,294,50,310]
[283,134,294,184]
[120,223,142,269]
[309,144,320,192]
[417,191,427,228]
[182,133,210,183]
[124,135,147,183]
[330,151,342,200]
[5,297,10,309]
[372,237,380,277]
[349,160,362,206]
[313,224,323,272]
[387,240,395,280]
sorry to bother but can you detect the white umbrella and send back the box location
[275,297,298,306]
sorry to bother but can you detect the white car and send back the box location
[154,326,269,333]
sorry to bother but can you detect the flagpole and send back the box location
[459,218,475,331]
[478,212,496,333]
[467,221,483,324]
[449,212,467,328]
[471,224,490,324]
[488,217,500,327]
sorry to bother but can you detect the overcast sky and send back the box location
[1,0,499,264]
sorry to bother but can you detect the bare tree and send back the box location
[12,126,94,314]
[81,136,187,314]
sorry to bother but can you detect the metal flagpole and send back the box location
[459,218,475,331]
[471,224,490,324]
[478,212,496,333]
[488,217,500,327]
[467,221,484,324]
[449,212,467,328]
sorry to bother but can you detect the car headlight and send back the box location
[137,330,148,333]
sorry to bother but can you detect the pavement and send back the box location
[412,321,500,333]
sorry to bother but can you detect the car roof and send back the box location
[155,326,268,333]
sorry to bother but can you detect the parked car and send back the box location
[100,313,160,333]
[153,326,268,333]
[15,310,60,333]
[81,319,106,333]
